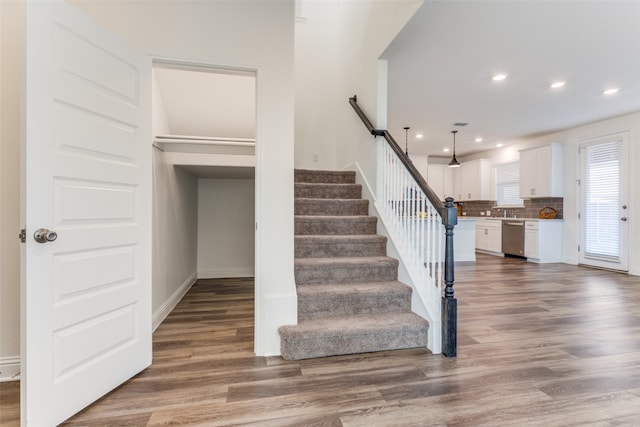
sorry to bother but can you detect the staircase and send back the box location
[278,169,429,360]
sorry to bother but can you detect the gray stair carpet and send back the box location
[278,169,429,360]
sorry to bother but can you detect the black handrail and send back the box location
[349,96,446,215]
[349,95,458,358]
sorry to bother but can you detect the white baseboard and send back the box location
[198,267,254,278]
[152,271,198,331]
[0,356,20,382]
[562,255,579,265]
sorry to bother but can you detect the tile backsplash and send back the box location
[457,198,563,219]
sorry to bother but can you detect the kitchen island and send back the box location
[454,217,477,262]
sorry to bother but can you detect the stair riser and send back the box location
[294,218,377,235]
[280,326,428,360]
[298,294,411,321]
[295,170,355,184]
[295,199,369,216]
[295,264,398,285]
[295,184,362,200]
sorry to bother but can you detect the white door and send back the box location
[578,132,629,271]
[22,2,151,425]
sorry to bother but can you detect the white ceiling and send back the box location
[383,1,640,158]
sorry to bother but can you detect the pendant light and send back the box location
[448,130,461,168]
[403,126,410,155]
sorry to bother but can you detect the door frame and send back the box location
[577,131,630,272]
[150,56,262,351]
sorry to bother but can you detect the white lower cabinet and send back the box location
[524,221,538,258]
[476,220,502,254]
[524,220,562,263]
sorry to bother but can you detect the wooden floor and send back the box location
[4,254,640,426]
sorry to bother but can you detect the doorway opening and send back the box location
[150,60,257,330]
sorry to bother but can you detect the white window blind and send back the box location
[496,162,523,206]
[583,141,620,260]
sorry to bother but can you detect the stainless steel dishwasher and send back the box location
[502,220,525,257]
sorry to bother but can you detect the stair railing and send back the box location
[349,95,458,357]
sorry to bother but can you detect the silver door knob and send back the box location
[34,228,57,243]
[621,217,628,222]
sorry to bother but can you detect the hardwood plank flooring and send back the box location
[4,255,640,425]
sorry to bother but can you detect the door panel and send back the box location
[579,133,629,271]
[23,2,151,425]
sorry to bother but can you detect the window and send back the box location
[582,139,620,260]
[495,162,523,206]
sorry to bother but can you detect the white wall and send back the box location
[152,68,171,136]
[197,178,255,278]
[46,0,293,357]
[0,0,22,380]
[294,1,339,170]
[294,0,423,179]
[333,0,423,187]
[460,111,640,275]
[151,149,199,329]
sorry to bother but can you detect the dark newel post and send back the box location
[442,197,458,357]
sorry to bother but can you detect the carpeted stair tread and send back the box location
[295,256,399,285]
[278,313,428,360]
[295,183,362,199]
[295,234,387,258]
[294,215,377,235]
[297,280,411,297]
[295,256,398,267]
[295,169,355,184]
[297,281,412,320]
[295,198,369,216]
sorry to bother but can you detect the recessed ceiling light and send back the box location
[475,137,483,143]
[443,148,450,152]
[603,88,619,95]
[496,143,504,148]
[415,133,424,139]
[550,81,565,89]
[492,73,507,81]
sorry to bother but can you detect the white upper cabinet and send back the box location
[453,166,462,201]
[428,158,491,202]
[426,164,454,201]
[458,159,492,201]
[519,143,564,198]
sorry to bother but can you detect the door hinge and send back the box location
[578,245,580,252]
[19,229,26,243]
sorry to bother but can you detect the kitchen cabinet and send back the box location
[453,218,477,262]
[453,166,462,201]
[426,164,454,201]
[476,219,502,254]
[458,159,491,201]
[524,221,538,259]
[519,143,563,198]
[524,220,563,263]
